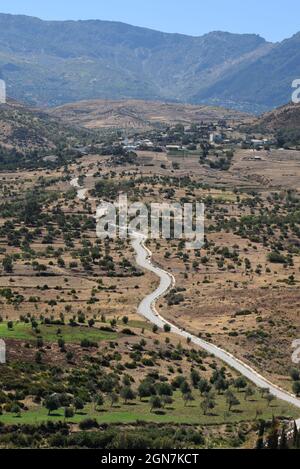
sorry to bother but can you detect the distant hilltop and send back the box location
[50,99,250,130]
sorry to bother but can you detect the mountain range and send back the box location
[0,13,299,113]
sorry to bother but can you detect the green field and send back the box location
[0,390,299,426]
[0,322,118,344]
[116,319,152,330]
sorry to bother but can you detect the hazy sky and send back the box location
[1,0,299,42]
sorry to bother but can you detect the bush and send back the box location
[80,339,98,348]
[292,381,300,397]
[267,252,287,264]
[79,418,99,430]
[121,328,135,336]
[64,407,74,418]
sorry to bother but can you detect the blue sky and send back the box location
[1,0,299,42]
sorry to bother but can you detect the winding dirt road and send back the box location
[72,176,300,426]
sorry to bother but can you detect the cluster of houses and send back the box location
[246,138,275,148]
[70,122,277,162]
[118,120,239,155]
[123,138,154,151]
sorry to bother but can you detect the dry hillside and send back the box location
[0,100,87,152]
[50,99,250,130]
[255,102,300,132]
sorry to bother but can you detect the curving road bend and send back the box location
[71,176,300,427]
[132,233,300,426]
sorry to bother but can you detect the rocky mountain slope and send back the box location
[0,13,299,113]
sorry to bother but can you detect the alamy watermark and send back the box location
[96,194,205,249]
[292,79,300,104]
[292,340,300,365]
[0,340,5,364]
[290,80,300,364]
[0,79,6,104]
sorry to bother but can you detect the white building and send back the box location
[166,145,181,151]
[210,133,223,144]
